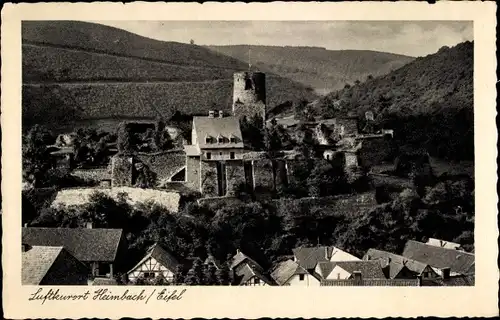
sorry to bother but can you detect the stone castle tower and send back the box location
[232,71,266,121]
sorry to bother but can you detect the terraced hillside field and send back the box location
[208,45,414,94]
[22,21,318,130]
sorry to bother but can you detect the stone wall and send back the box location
[225,160,246,196]
[232,71,266,120]
[111,155,134,187]
[136,150,186,182]
[186,156,201,192]
[252,159,275,194]
[200,160,218,197]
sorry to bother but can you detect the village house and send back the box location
[22,226,125,279]
[270,259,320,286]
[292,246,360,273]
[401,240,475,277]
[185,112,247,197]
[425,238,463,250]
[22,245,89,285]
[230,250,273,286]
[363,248,440,280]
[314,260,386,280]
[127,243,180,283]
[320,275,421,287]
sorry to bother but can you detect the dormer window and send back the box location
[205,135,212,144]
[230,134,237,143]
[217,134,224,144]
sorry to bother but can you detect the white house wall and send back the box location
[128,257,174,282]
[326,266,352,280]
[285,274,320,286]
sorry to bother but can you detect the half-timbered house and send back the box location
[127,243,181,283]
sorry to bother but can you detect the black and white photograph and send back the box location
[19,18,477,287]
[2,1,497,318]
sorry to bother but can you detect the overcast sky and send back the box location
[95,21,473,57]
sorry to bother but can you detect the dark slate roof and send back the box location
[270,259,309,286]
[364,248,430,276]
[128,243,180,274]
[22,246,64,285]
[421,274,475,286]
[402,240,475,275]
[230,250,261,271]
[321,279,420,286]
[193,116,244,149]
[22,227,123,262]
[324,261,386,279]
[235,263,273,286]
[292,246,331,270]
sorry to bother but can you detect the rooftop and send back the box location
[193,116,244,149]
[22,227,123,262]
[128,243,180,274]
[22,246,64,285]
[270,259,309,286]
[402,240,475,275]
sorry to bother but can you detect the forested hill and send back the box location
[22,21,318,130]
[314,41,474,161]
[207,45,414,94]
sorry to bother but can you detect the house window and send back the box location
[230,136,237,143]
[144,272,155,279]
[205,136,212,144]
[220,152,223,157]
[423,271,429,278]
[230,152,235,159]
[206,152,211,160]
[299,274,305,281]
[218,136,224,144]
[245,78,253,90]
[254,278,260,285]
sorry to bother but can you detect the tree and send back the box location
[203,263,218,285]
[215,264,231,285]
[22,125,54,187]
[153,119,174,151]
[116,122,132,154]
[173,265,186,285]
[184,258,204,285]
[306,160,335,197]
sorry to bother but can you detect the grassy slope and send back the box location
[316,41,474,161]
[207,45,414,93]
[22,21,318,129]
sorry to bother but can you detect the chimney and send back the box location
[208,110,215,118]
[86,222,93,229]
[441,267,451,279]
[218,110,224,118]
[352,271,362,281]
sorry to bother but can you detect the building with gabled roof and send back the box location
[314,260,386,280]
[321,278,420,287]
[364,248,440,280]
[127,243,181,283]
[22,245,89,285]
[185,112,247,197]
[402,240,475,277]
[270,259,319,286]
[426,238,463,250]
[292,246,360,271]
[22,226,125,278]
[234,263,274,286]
